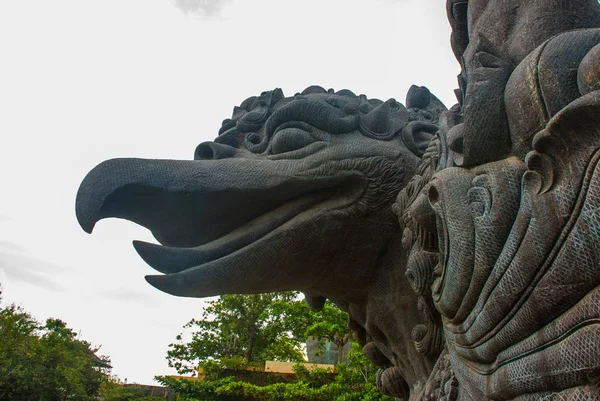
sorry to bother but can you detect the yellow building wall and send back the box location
[264,361,334,374]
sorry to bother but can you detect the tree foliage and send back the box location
[157,343,393,401]
[168,292,357,374]
[305,301,353,367]
[0,288,110,400]
[163,292,392,400]
[167,292,314,375]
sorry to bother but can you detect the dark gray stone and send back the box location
[76,1,600,399]
[76,87,445,395]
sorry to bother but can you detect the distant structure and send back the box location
[305,338,351,366]
[77,0,600,399]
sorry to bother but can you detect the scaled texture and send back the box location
[76,1,600,399]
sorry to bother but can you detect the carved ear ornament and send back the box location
[526,91,600,195]
[401,121,439,158]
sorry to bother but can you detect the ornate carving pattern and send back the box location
[75,1,600,399]
[76,86,447,397]
[396,2,600,398]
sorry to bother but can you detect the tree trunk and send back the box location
[335,333,350,371]
[245,343,253,362]
[245,324,256,362]
[336,343,344,371]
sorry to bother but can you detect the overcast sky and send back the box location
[0,0,460,384]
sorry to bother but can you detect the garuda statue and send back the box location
[76,0,600,399]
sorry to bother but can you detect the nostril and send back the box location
[428,185,439,205]
[194,142,237,160]
[194,142,215,160]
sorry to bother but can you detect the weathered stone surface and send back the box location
[401,1,600,399]
[77,86,446,392]
[76,1,600,399]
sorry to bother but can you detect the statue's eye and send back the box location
[271,127,317,154]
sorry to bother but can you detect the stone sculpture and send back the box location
[77,86,446,397]
[76,0,600,399]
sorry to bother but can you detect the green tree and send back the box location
[167,292,312,375]
[35,318,109,399]
[160,295,395,400]
[0,287,110,400]
[305,302,352,368]
[0,303,40,399]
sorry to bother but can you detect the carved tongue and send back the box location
[75,157,342,247]
[141,218,322,298]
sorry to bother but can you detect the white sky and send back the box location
[0,0,460,385]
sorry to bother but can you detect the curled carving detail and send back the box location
[416,31,600,400]
[74,1,600,399]
[76,85,449,399]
